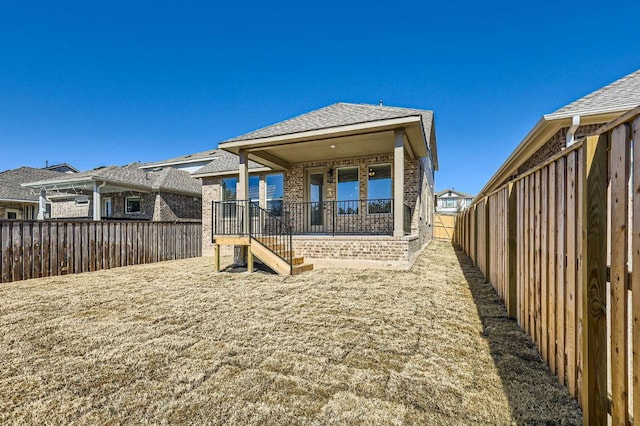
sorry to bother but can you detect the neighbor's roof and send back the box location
[436,189,474,198]
[0,167,67,202]
[141,149,221,169]
[191,149,268,177]
[224,102,435,145]
[23,163,201,196]
[545,69,640,120]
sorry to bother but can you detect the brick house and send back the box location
[435,189,474,213]
[477,68,640,198]
[0,167,71,219]
[198,103,438,274]
[23,163,201,222]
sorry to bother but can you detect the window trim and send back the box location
[125,196,142,214]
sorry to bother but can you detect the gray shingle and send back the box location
[143,149,220,167]
[545,69,640,120]
[224,103,434,144]
[0,167,67,201]
[192,150,266,176]
[24,163,201,196]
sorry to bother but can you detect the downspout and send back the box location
[566,115,581,147]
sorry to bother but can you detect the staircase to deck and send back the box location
[250,239,313,275]
[212,201,313,276]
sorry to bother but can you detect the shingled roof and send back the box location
[23,164,201,196]
[0,167,66,202]
[224,102,435,144]
[191,150,267,177]
[545,69,640,120]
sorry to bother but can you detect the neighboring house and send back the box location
[478,68,640,198]
[203,102,438,271]
[0,167,70,219]
[435,189,473,213]
[23,163,201,221]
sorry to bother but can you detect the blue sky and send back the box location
[1,0,639,194]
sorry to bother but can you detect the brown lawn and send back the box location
[0,241,581,425]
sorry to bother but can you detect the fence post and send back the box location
[507,182,518,319]
[485,197,491,282]
[581,134,608,425]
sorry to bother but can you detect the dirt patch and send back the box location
[0,241,581,424]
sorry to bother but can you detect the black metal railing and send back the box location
[249,203,293,268]
[212,200,246,236]
[212,200,293,270]
[282,198,395,235]
[213,198,414,240]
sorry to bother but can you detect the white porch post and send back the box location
[37,189,46,220]
[238,149,249,233]
[393,129,405,237]
[92,182,101,221]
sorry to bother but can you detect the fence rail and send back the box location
[454,106,640,425]
[0,220,202,284]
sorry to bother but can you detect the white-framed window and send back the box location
[125,196,141,213]
[75,197,89,206]
[102,197,112,217]
[367,164,392,214]
[5,209,19,220]
[336,167,359,215]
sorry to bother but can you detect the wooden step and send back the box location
[291,256,305,266]
[292,263,314,275]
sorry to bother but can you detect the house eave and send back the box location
[475,110,627,201]
[140,157,219,169]
[192,167,272,179]
[219,116,424,152]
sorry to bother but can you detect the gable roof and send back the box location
[44,163,79,173]
[436,189,474,198]
[225,102,435,145]
[141,149,221,169]
[0,167,67,202]
[545,69,640,120]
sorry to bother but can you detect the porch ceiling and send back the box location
[220,117,427,170]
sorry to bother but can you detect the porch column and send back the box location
[393,129,405,237]
[37,189,46,220]
[238,149,249,233]
[92,182,102,221]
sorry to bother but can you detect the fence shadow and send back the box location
[452,244,582,425]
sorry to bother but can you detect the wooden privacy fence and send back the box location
[454,106,640,425]
[433,213,457,241]
[0,220,202,283]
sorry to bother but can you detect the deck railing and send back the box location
[453,106,640,425]
[212,200,293,268]
[283,199,394,235]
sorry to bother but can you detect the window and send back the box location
[126,196,141,213]
[220,177,237,218]
[367,164,391,214]
[75,197,89,206]
[221,177,237,201]
[337,167,359,215]
[266,173,284,216]
[6,210,18,219]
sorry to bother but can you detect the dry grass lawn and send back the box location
[0,241,581,425]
